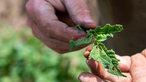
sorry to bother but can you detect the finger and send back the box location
[84,51,90,59]
[85,47,92,52]
[116,55,131,72]
[105,72,131,82]
[28,17,89,53]
[86,59,105,77]
[28,18,71,53]
[84,50,131,72]
[46,0,65,11]
[84,46,93,59]
[141,48,146,57]
[62,0,97,28]
[130,53,146,82]
[26,0,86,43]
[78,72,103,82]
[86,59,132,82]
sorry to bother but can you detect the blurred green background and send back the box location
[0,0,90,82]
[0,23,89,82]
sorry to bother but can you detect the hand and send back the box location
[25,0,96,53]
[78,48,146,82]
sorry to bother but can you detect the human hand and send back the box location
[78,48,146,82]
[25,0,96,53]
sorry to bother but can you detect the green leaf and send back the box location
[76,24,83,30]
[94,34,108,42]
[69,36,92,49]
[89,45,99,61]
[86,24,123,42]
[89,44,126,77]
[69,24,126,77]
[69,38,76,50]
[94,24,123,34]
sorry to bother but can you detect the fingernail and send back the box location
[86,47,92,52]
[84,51,90,59]
[83,17,97,28]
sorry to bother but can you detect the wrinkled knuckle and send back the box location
[25,0,39,16]
[25,0,33,12]
[141,49,146,56]
[74,17,85,27]
[74,15,82,24]
[76,10,90,23]
[83,9,91,15]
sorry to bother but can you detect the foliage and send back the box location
[0,23,89,82]
[70,24,126,77]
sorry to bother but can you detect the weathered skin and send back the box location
[25,0,97,53]
[26,0,146,55]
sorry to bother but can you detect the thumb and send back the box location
[78,72,103,82]
[62,0,97,28]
